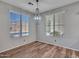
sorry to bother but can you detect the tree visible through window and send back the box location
[10,11,29,37]
[46,11,65,37]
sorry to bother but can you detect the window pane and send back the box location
[46,27,53,36]
[22,15,29,36]
[45,14,54,36]
[46,26,53,32]
[55,11,64,25]
[46,14,53,26]
[10,12,20,37]
[55,26,64,37]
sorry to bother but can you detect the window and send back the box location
[10,11,29,37]
[45,11,65,37]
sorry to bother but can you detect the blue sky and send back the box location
[10,12,29,23]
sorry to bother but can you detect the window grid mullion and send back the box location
[53,14,55,36]
[20,14,22,37]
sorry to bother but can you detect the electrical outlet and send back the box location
[55,40,56,42]
[24,39,25,42]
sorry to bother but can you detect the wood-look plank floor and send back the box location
[0,41,79,58]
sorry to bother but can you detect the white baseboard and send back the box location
[37,40,79,52]
[0,41,36,53]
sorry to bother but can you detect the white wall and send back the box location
[0,1,36,52]
[37,1,79,51]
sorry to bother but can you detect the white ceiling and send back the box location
[1,0,79,13]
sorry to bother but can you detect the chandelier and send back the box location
[34,0,41,20]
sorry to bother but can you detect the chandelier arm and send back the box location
[36,0,39,8]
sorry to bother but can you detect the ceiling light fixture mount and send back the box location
[28,2,34,5]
